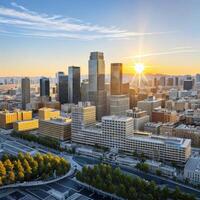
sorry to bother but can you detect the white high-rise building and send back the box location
[102,115,133,150]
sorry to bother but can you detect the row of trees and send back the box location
[135,162,149,173]
[11,131,60,150]
[76,164,196,200]
[0,152,70,186]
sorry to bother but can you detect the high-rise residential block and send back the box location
[21,77,30,110]
[68,66,81,104]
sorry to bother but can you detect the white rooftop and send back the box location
[102,115,133,122]
[185,155,200,173]
[127,133,191,148]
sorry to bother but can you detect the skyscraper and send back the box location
[183,80,193,90]
[88,52,107,120]
[111,63,122,95]
[68,66,81,104]
[21,77,30,110]
[56,71,64,85]
[40,77,50,97]
[58,75,68,104]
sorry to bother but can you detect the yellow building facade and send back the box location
[13,119,39,132]
[38,107,60,120]
[0,110,32,129]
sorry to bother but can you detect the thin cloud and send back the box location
[134,49,200,58]
[0,2,174,40]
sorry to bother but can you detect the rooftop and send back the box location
[102,115,133,122]
[185,155,200,173]
[127,133,191,147]
[42,118,72,125]
[176,124,200,131]
[145,122,162,128]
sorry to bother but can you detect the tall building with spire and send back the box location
[88,52,107,120]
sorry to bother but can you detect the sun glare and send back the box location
[134,63,144,74]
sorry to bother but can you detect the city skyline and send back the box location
[0,0,200,76]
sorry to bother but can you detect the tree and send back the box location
[128,187,137,200]
[117,184,126,198]
[76,164,196,200]
[156,169,162,176]
[172,187,181,200]
[0,177,2,186]
[17,171,24,182]
[0,161,6,177]
[4,159,14,172]
[1,154,9,162]
[8,171,15,184]
[136,162,149,172]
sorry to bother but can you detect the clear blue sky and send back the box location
[0,0,200,76]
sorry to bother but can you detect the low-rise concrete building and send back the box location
[126,107,150,131]
[184,155,200,185]
[160,122,177,137]
[174,124,200,147]
[145,160,177,177]
[144,122,162,135]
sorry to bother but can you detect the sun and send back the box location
[134,63,144,74]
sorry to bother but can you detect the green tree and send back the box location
[156,169,162,176]
[1,154,9,162]
[128,187,137,200]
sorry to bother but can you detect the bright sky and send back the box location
[0,0,200,77]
